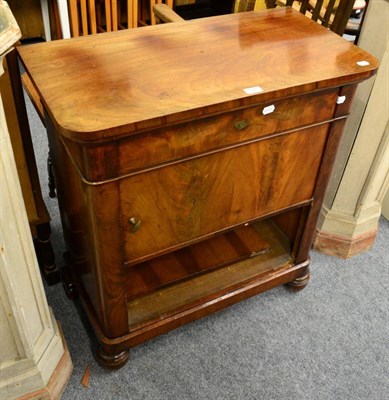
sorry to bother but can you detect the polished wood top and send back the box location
[18,8,378,143]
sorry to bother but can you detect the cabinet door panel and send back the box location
[121,125,329,265]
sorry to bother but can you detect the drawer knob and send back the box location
[129,217,141,233]
[234,120,249,130]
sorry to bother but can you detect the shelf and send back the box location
[127,219,293,332]
[126,224,271,300]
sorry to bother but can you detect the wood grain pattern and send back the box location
[67,88,338,182]
[47,116,129,338]
[85,181,129,338]
[116,89,337,178]
[121,125,329,264]
[17,9,378,143]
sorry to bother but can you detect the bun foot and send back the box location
[285,271,310,292]
[96,346,129,370]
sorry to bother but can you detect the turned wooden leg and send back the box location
[35,222,60,285]
[96,346,129,370]
[61,255,79,300]
[47,153,56,198]
[285,270,310,292]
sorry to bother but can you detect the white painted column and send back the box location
[0,2,72,399]
[57,0,71,39]
[314,0,389,258]
[40,0,71,41]
[40,0,51,41]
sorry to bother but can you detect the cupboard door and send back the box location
[121,124,329,265]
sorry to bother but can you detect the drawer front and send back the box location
[118,89,337,175]
[121,124,330,265]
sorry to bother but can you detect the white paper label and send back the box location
[357,61,370,66]
[243,86,264,95]
[262,104,275,115]
[336,96,346,104]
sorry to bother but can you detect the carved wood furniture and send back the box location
[18,8,378,369]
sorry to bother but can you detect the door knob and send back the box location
[129,217,141,233]
[234,120,249,130]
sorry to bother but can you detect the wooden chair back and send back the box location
[274,0,355,36]
[235,0,257,13]
[153,2,183,23]
[149,1,174,25]
[67,0,138,37]
[152,0,257,25]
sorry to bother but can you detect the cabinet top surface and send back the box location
[18,8,378,142]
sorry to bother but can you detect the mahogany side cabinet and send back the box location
[18,9,378,369]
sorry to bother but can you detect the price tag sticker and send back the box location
[262,104,275,115]
[243,86,264,95]
[336,96,346,104]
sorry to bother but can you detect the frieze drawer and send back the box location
[117,89,338,176]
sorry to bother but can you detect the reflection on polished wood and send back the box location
[19,9,377,142]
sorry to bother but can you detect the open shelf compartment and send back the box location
[126,218,295,332]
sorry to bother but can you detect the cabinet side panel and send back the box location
[296,85,358,263]
[45,117,104,328]
[47,118,129,339]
